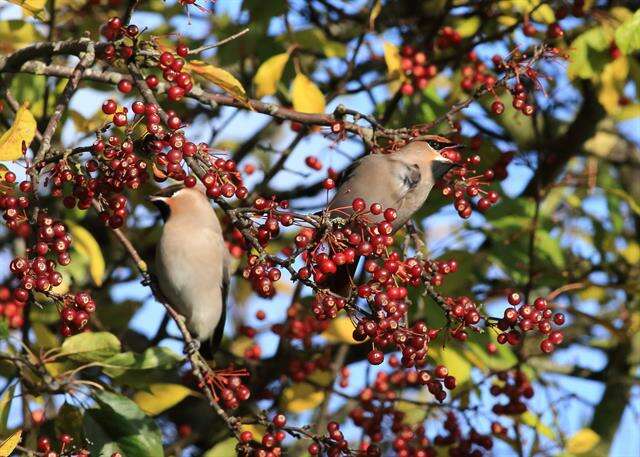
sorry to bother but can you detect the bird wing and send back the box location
[330,154,421,215]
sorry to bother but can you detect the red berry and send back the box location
[117,79,133,94]
[367,349,384,365]
[491,100,504,115]
[176,43,189,57]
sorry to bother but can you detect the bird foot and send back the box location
[184,340,200,356]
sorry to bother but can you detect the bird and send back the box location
[148,183,229,360]
[325,136,460,296]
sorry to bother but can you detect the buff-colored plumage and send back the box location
[326,138,458,295]
[150,185,228,358]
[329,138,456,227]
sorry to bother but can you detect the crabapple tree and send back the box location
[0,0,638,456]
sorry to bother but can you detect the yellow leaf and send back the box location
[621,241,640,264]
[0,104,36,161]
[598,57,629,113]
[0,21,42,53]
[6,0,47,20]
[133,383,197,416]
[307,369,333,387]
[531,4,555,24]
[290,73,325,114]
[566,428,600,454]
[455,16,480,38]
[188,61,248,103]
[433,347,472,384]
[0,430,22,457]
[229,335,253,358]
[282,382,325,412]
[322,316,358,344]
[519,411,555,440]
[369,0,382,30]
[67,222,105,286]
[383,41,402,80]
[253,53,290,98]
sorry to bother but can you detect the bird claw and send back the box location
[184,340,200,356]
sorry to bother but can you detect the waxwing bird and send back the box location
[148,183,229,360]
[325,136,459,296]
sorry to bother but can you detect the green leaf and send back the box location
[0,384,15,434]
[615,9,640,55]
[602,187,640,216]
[278,27,346,58]
[83,391,163,457]
[32,322,59,350]
[535,230,565,269]
[60,332,121,362]
[204,438,238,457]
[567,27,611,80]
[103,347,182,378]
[0,320,8,341]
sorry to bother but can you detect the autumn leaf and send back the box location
[0,430,22,457]
[6,0,47,20]
[290,73,325,114]
[565,428,600,454]
[322,315,359,344]
[187,60,248,104]
[369,0,382,30]
[383,41,402,80]
[253,53,290,98]
[68,222,105,286]
[0,104,36,161]
[281,382,325,412]
[133,383,197,416]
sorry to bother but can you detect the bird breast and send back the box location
[155,220,226,341]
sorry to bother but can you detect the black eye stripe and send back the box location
[427,140,450,150]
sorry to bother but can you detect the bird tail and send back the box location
[198,303,227,361]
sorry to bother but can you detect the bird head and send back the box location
[147,183,209,221]
[421,135,462,180]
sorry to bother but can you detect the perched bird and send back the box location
[148,183,229,359]
[325,136,459,296]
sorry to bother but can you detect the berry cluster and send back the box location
[433,412,493,457]
[271,302,330,349]
[349,368,442,454]
[399,45,438,96]
[9,212,70,293]
[59,291,97,336]
[490,370,533,415]
[435,26,463,49]
[239,413,290,456]
[460,51,496,93]
[495,293,565,353]
[0,286,24,329]
[489,47,565,118]
[242,255,279,298]
[37,434,78,457]
[439,153,500,218]
[190,368,251,409]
